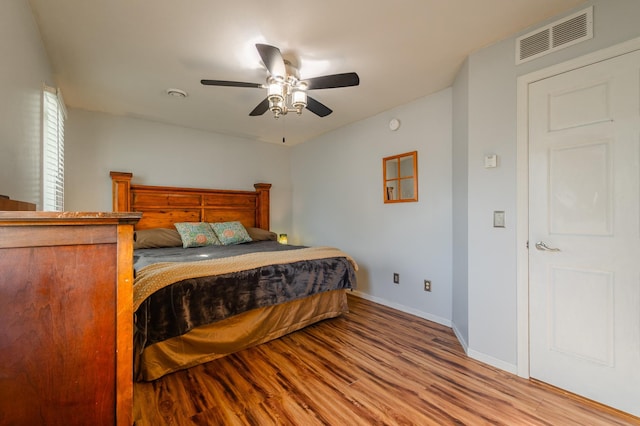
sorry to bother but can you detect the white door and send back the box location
[529,49,640,416]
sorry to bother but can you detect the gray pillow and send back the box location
[246,227,277,241]
[133,228,184,249]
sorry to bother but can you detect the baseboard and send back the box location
[452,323,469,355]
[467,349,518,375]
[350,290,451,328]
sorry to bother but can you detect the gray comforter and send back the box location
[134,240,302,271]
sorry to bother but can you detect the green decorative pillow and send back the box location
[174,222,221,248]
[210,221,253,245]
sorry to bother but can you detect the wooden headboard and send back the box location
[110,171,271,231]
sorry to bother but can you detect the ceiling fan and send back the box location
[201,44,360,119]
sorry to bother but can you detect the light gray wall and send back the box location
[292,89,452,324]
[0,0,53,208]
[65,109,293,232]
[463,0,640,370]
[452,58,469,350]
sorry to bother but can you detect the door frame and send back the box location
[516,36,640,378]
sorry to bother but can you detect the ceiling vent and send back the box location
[516,6,593,65]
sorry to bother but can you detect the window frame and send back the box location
[382,151,418,203]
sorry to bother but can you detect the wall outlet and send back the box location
[393,273,399,284]
[424,280,432,292]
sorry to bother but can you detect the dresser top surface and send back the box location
[0,211,142,225]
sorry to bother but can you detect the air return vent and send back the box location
[516,6,593,65]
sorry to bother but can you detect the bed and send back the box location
[110,172,357,381]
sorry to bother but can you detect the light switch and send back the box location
[484,154,498,168]
[493,211,505,228]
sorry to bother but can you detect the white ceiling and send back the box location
[28,0,585,145]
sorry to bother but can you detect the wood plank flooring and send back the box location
[134,294,640,425]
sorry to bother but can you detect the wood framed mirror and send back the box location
[383,151,418,203]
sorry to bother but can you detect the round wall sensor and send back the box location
[166,88,188,98]
[389,118,401,131]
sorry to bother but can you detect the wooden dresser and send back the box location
[0,212,141,425]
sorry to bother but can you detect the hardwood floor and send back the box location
[134,294,639,425]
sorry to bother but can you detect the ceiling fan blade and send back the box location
[201,79,263,89]
[249,98,269,116]
[306,96,333,117]
[303,72,360,90]
[255,44,286,79]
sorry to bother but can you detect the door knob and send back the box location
[535,241,560,252]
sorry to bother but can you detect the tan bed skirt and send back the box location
[136,289,349,381]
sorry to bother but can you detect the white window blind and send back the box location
[42,86,66,211]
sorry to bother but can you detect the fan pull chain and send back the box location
[282,115,286,143]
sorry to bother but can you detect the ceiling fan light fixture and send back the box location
[291,89,307,114]
[267,82,284,103]
[269,97,285,118]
